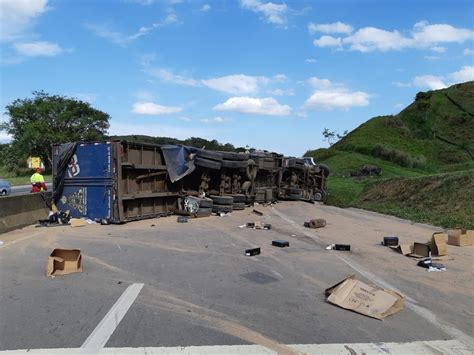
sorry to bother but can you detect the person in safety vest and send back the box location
[31,168,47,193]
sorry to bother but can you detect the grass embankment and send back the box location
[0,166,52,186]
[306,82,474,229]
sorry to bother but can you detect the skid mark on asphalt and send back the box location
[271,206,474,349]
[139,286,301,355]
[84,253,299,354]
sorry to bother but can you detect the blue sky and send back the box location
[0,0,473,156]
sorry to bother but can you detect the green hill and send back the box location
[305,81,474,229]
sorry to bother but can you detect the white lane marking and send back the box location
[81,283,144,350]
[271,208,474,348]
[2,340,472,354]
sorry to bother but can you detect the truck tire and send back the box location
[233,202,246,210]
[212,204,233,213]
[210,195,234,205]
[197,197,213,208]
[230,194,246,203]
[197,207,212,216]
[222,152,249,161]
[313,189,326,202]
[318,164,330,177]
[194,157,222,170]
[195,149,223,161]
[221,159,248,169]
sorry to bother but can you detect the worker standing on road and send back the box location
[30,168,47,193]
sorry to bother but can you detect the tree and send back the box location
[322,128,336,146]
[0,91,110,170]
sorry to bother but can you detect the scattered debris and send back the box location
[47,249,83,277]
[448,229,473,247]
[219,212,231,217]
[100,219,111,225]
[326,244,350,251]
[151,224,155,227]
[177,216,188,223]
[245,247,261,256]
[304,218,326,229]
[0,241,4,247]
[417,258,446,272]
[85,218,97,225]
[246,221,271,230]
[238,224,246,228]
[382,236,399,246]
[272,240,289,248]
[325,275,404,320]
[252,209,264,216]
[70,218,86,228]
[390,244,413,255]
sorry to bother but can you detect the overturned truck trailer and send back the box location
[52,140,329,223]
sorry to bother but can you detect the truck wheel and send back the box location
[210,195,234,205]
[197,197,213,208]
[212,204,233,213]
[318,164,330,177]
[313,189,326,202]
[194,157,222,170]
[195,149,223,161]
[221,160,248,169]
[230,194,246,203]
[232,202,246,210]
[222,152,249,161]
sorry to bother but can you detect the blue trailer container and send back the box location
[52,141,180,222]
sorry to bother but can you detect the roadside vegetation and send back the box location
[305,81,474,229]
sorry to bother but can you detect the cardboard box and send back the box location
[325,275,404,320]
[430,233,447,256]
[47,249,83,276]
[410,242,431,258]
[390,244,414,255]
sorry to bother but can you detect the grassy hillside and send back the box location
[305,81,474,228]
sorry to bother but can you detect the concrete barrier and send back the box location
[0,192,51,234]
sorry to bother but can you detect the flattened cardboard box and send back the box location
[325,275,404,320]
[47,249,83,276]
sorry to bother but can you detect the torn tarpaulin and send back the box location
[161,145,196,183]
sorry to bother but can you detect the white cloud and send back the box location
[394,103,404,109]
[270,88,294,96]
[450,66,474,82]
[343,27,411,52]
[200,116,226,123]
[0,0,48,41]
[412,75,447,90]
[273,74,287,82]
[13,41,64,56]
[308,77,333,89]
[315,21,474,53]
[430,46,445,53]
[132,102,182,115]
[305,58,317,63]
[152,69,200,86]
[412,21,474,45]
[0,131,12,143]
[313,35,342,48]
[177,116,192,122]
[424,55,440,60]
[200,4,211,12]
[392,81,411,88]
[202,74,270,95]
[463,48,474,56]
[85,15,179,46]
[304,89,370,110]
[240,0,288,25]
[308,21,353,34]
[213,96,292,116]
